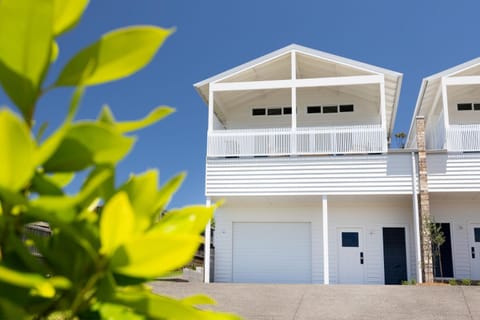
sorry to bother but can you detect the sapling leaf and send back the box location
[110,233,201,278]
[0,109,36,192]
[116,106,174,133]
[119,170,160,231]
[53,0,89,36]
[153,205,215,235]
[55,26,173,86]
[100,192,135,256]
[97,105,116,125]
[155,172,186,212]
[43,122,135,172]
[31,171,64,196]
[0,265,56,298]
[0,0,53,120]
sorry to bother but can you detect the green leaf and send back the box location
[181,294,216,306]
[119,170,160,231]
[0,109,36,192]
[31,171,64,196]
[99,303,145,320]
[112,290,241,320]
[116,107,174,133]
[110,233,201,278]
[47,172,75,187]
[155,173,186,212]
[154,205,214,235]
[100,192,135,256]
[55,26,173,86]
[35,87,85,167]
[43,122,135,172]
[0,265,55,298]
[0,0,53,119]
[51,40,59,62]
[53,0,89,36]
[97,105,116,125]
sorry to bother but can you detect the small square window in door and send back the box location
[475,228,480,242]
[342,232,359,247]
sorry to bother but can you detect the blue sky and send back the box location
[2,1,480,208]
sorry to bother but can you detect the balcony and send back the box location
[447,124,480,152]
[207,125,386,157]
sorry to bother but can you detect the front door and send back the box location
[337,228,364,284]
[470,224,480,280]
[383,227,407,284]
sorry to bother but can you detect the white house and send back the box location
[194,44,479,284]
[406,58,480,281]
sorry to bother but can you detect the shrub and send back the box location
[461,279,471,286]
[0,1,239,319]
[449,279,457,286]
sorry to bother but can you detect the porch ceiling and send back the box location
[407,57,480,145]
[195,44,402,136]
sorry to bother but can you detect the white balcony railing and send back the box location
[207,125,386,157]
[447,124,480,151]
[426,113,446,150]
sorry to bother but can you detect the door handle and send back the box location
[360,252,364,264]
[472,247,476,259]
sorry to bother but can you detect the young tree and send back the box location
[0,1,239,319]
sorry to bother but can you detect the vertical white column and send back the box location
[441,78,450,149]
[208,88,214,132]
[411,152,423,283]
[379,78,387,151]
[322,194,329,284]
[204,198,212,283]
[291,51,297,154]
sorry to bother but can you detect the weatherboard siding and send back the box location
[206,153,414,196]
[428,153,480,192]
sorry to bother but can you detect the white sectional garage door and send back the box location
[232,222,312,283]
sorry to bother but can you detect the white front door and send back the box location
[337,228,365,284]
[470,224,480,280]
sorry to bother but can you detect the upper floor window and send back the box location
[457,103,480,111]
[252,107,292,116]
[307,104,354,114]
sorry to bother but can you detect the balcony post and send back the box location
[441,77,450,149]
[379,77,387,152]
[291,51,297,154]
[208,88,214,133]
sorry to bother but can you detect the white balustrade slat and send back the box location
[447,124,480,152]
[207,125,385,157]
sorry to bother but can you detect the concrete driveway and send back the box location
[151,282,480,320]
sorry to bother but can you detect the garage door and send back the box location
[232,222,312,283]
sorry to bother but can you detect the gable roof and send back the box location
[194,44,403,137]
[406,57,480,147]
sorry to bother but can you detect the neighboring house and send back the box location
[195,44,480,284]
[406,59,480,281]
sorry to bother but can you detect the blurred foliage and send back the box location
[0,1,239,319]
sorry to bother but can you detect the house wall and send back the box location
[447,86,480,125]
[213,195,416,284]
[206,153,414,196]
[428,153,480,191]
[222,89,380,129]
[430,192,480,279]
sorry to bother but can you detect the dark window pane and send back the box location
[340,104,354,112]
[307,106,321,114]
[283,107,292,115]
[252,108,266,116]
[474,104,480,111]
[475,228,480,242]
[268,108,282,116]
[457,103,472,111]
[342,232,359,247]
[323,105,338,113]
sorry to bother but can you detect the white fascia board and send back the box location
[444,75,480,86]
[211,75,384,92]
[194,44,401,89]
[388,74,403,140]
